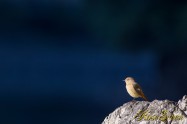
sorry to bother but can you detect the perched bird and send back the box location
[123,77,148,101]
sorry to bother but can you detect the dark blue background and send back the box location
[0,0,187,124]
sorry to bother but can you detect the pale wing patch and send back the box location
[133,83,144,95]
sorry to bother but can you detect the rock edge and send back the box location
[102,95,187,124]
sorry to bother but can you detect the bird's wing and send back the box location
[133,83,144,95]
[133,83,148,101]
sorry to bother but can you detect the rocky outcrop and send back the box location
[102,95,187,124]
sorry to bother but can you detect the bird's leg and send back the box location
[132,98,136,102]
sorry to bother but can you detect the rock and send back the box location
[102,96,187,124]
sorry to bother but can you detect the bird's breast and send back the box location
[126,84,140,98]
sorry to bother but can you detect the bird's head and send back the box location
[123,77,135,85]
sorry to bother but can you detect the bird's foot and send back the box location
[132,99,136,102]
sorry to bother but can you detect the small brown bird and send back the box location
[123,77,148,101]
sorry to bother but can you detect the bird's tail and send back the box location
[142,94,149,101]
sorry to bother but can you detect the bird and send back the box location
[123,77,148,101]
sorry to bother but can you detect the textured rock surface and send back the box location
[102,95,187,124]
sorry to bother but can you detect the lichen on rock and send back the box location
[102,95,187,124]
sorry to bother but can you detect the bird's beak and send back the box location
[122,80,125,82]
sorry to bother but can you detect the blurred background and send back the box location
[0,0,187,124]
